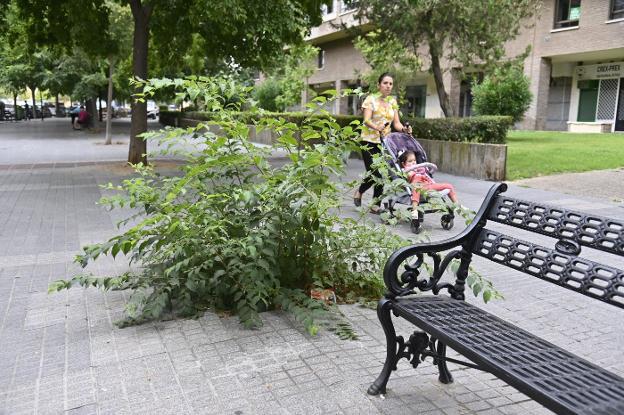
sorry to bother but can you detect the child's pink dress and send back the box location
[406,167,457,203]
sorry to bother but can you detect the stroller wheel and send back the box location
[410,218,421,234]
[381,202,395,223]
[440,214,454,230]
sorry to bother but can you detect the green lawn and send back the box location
[506,130,624,180]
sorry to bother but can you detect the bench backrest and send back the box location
[471,191,624,309]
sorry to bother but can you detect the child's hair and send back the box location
[398,150,416,166]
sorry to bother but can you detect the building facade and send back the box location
[305,0,624,132]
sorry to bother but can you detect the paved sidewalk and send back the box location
[0,117,161,165]
[0,119,623,414]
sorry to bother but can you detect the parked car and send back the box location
[147,100,159,119]
[2,102,16,120]
[43,102,65,117]
[56,103,67,117]
[112,106,130,118]
[33,105,52,118]
[45,104,56,117]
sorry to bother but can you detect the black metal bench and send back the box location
[368,183,624,415]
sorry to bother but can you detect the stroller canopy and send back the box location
[382,132,428,164]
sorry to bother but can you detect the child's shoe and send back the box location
[410,210,422,233]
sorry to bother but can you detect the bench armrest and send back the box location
[383,183,508,298]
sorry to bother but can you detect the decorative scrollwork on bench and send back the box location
[385,249,462,298]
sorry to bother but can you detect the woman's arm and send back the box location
[363,107,382,131]
[393,111,413,134]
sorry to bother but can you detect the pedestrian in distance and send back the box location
[73,106,90,130]
[24,102,30,121]
[70,104,80,129]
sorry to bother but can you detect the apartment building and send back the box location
[305,0,624,132]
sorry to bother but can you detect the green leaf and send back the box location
[472,282,482,297]
[111,243,120,259]
[483,290,492,303]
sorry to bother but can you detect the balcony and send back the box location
[307,9,369,44]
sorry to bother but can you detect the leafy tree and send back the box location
[273,44,318,111]
[472,64,532,123]
[356,0,540,117]
[253,78,283,112]
[0,2,49,116]
[0,62,27,115]
[353,30,420,103]
[254,44,319,111]
[103,1,133,144]
[9,0,325,163]
[0,36,28,114]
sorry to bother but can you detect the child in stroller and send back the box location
[379,131,457,233]
[398,150,460,232]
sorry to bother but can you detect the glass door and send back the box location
[577,80,599,122]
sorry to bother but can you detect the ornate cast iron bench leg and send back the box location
[429,337,453,384]
[368,299,397,395]
[369,298,449,395]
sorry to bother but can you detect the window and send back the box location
[317,49,325,69]
[321,1,334,16]
[554,0,581,29]
[403,85,427,118]
[459,73,483,117]
[340,0,358,13]
[611,0,624,19]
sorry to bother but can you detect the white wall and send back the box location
[424,76,444,118]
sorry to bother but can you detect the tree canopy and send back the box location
[5,0,325,162]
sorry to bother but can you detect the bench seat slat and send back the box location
[394,295,624,415]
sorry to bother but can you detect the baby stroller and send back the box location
[379,131,455,233]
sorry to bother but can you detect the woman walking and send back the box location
[353,73,412,213]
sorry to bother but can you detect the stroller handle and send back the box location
[379,122,391,142]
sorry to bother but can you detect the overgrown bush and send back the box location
[161,110,512,144]
[472,65,532,123]
[49,77,409,335]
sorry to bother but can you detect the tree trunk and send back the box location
[13,93,17,120]
[39,90,44,121]
[30,86,37,119]
[98,96,103,122]
[429,41,454,118]
[55,94,60,116]
[86,98,97,128]
[128,0,153,165]
[105,57,114,145]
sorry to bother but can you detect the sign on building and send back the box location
[576,62,624,80]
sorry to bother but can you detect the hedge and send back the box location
[159,111,512,144]
[404,116,513,144]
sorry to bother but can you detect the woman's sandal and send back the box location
[353,192,362,207]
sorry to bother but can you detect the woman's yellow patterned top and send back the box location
[360,94,398,144]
